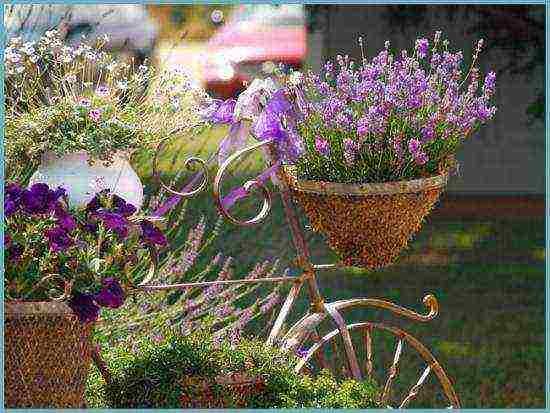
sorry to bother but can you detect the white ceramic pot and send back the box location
[29,151,143,209]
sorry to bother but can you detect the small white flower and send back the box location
[9,36,22,46]
[15,65,25,74]
[65,74,77,83]
[61,54,73,63]
[288,71,303,86]
[116,80,128,90]
[89,176,108,193]
[9,53,22,63]
[45,30,58,38]
[29,54,40,63]
[85,51,96,61]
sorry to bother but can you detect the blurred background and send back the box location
[5,4,546,408]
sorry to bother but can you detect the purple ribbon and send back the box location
[153,88,302,216]
[220,160,282,209]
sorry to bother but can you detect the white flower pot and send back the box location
[29,151,144,210]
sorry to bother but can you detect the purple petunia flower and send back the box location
[112,194,137,217]
[5,183,23,216]
[45,226,73,252]
[55,205,77,231]
[68,293,100,323]
[21,183,65,215]
[95,277,125,309]
[140,221,167,247]
[95,211,129,238]
[314,137,330,157]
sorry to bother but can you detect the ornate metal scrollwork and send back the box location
[212,139,275,226]
[152,136,209,198]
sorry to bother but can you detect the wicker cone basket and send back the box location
[5,301,94,408]
[282,166,448,269]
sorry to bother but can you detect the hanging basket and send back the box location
[5,301,94,408]
[282,166,448,269]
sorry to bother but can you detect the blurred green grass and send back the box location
[130,126,545,408]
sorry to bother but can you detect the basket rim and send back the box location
[283,165,448,196]
[5,300,73,316]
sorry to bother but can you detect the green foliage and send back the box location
[86,329,379,408]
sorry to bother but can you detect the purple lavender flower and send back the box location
[140,221,167,247]
[45,226,73,252]
[415,38,429,59]
[314,137,330,157]
[95,277,125,309]
[68,293,100,323]
[408,138,421,155]
[414,151,429,166]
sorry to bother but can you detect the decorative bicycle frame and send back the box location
[95,137,461,409]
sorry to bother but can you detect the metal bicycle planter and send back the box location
[96,137,461,409]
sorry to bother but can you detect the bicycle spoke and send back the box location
[380,338,403,406]
[363,324,374,380]
[399,365,431,408]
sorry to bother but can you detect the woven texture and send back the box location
[5,301,94,408]
[283,169,445,269]
[179,374,266,408]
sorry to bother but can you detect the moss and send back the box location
[86,328,379,408]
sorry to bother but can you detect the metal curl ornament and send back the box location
[213,139,274,227]
[152,136,209,198]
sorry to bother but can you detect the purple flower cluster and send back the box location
[68,277,125,323]
[288,32,497,179]
[5,182,169,323]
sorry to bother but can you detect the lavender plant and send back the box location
[285,32,498,184]
[4,183,167,323]
[93,166,283,347]
[4,30,208,181]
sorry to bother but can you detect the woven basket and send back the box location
[179,373,266,408]
[283,166,448,269]
[5,301,94,408]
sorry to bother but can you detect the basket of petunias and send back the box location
[4,182,167,408]
[277,33,497,268]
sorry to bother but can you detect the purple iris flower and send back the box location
[140,221,167,247]
[266,89,292,114]
[45,226,74,252]
[68,293,100,323]
[22,183,65,215]
[95,277,125,309]
[408,138,421,155]
[96,211,129,238]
